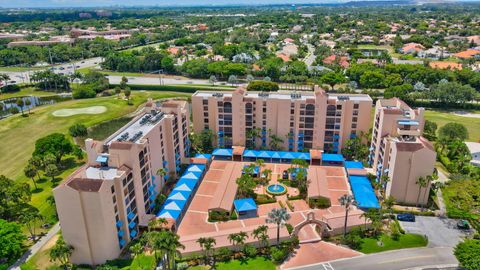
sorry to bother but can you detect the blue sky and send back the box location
[1,0,353,8]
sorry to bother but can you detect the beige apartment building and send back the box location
[369,98,436,206]
[53,100,190,266]
[191,86,372,153]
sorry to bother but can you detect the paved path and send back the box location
[294,247,457,270]
[303,43,316,67]
[8,223,60,270]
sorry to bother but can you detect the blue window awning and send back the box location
[322,153,345,162]
[234,198,257,212]
[96,155,108,163]
[398,120,419,126]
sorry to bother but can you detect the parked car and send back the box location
[397,213,415,222]
[282,170,289,180]
[457,220,470,230]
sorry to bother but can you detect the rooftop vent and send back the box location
[118,132,129,142]
[258,92,269,98]
[212,93,224,97]
[129,131,143,142]
[291,93,302,99]
[337,96,350,101]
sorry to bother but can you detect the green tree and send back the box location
[124,88,131,104]
[33,133,74,164]
[266,208,291,245]
[341,137,368,162]
[197,237,216,266]
[45,164,59,182]
[252,225,270,249]
[339,194,357,237]
[321,72,346,91]
[68,123,88,138]
[49,237,73,267]
[0,219,26,264]
[191,129,214,154]
[16,98,25,116]
[423,120,438,141]
[227,231,248,253]
[454,239,480,270]
[236,174,256,198]
[24,163,39,190]
[0,175,31,221]
[438,122,468,142]
[19,205,42,242]
[129,242,144,257]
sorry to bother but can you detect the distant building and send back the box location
[467,35,480,46]
[454,49,480,60]
[369,98,436,206]
[399,42,425,54]
[323,55,349,68]
[465,142,480,167]
[417,47,450,60]
[54,100,190,266]
[79,13,92,18]
[429,61,462,70]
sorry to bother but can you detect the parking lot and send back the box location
[399,216,472,247]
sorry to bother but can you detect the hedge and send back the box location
[109,84,234,93]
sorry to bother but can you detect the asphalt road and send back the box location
[296,247,457,270]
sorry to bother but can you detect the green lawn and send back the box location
[0,66,44,72]
[0,87,55,100]
[190,257,276,270]
[359,234,428,254]
[0,91,191,223]
[424,109,480,142]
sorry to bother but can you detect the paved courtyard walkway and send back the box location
[281,241,362,270]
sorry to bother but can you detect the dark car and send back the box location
[397,213,415,222]
[457,220,470,230]
[282,170,289,180]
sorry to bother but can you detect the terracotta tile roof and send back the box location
[276,52,290,62]
[429,61,462,70]
[307,166,331,199]
[208,162,243,212]
[322,55,349,68]
[454,49,480,59]
[67,178,103,192]
[401,43,424,53]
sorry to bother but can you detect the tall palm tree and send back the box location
[416,176,427,208]
[24,164,38,190]
[255,159,265,175]
[49,237,73,268]
[252,225,270,248]
[382,196,396,222]
[197,237,216,266]
[129,242,144,257]
[266,208,291,245]
[162,231,185,270]
[339,194,357,237]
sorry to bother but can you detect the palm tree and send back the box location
[20,206,42,242]
[255,159,265,175]
[129,242,144,257]
[16,98,25,116]
[24,164,38,190]
[382,196,396,222]
[49,237,73,268]
[416,177,428,208]
[162,231,185,270]
[266,208,291,245]
[380,174,390,198]
[339,194,357,237]
[148,217,168,231]
[236,174,256,198]
[228,231,248,253]
[259,169,272,194]
[252,225,270,249]
[197,237,216,266]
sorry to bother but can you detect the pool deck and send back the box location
[177,160,365,254]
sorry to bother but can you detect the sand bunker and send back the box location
[52,106,107,117]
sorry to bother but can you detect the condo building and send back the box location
[53,100,190,265]
[191,86,372,153]
[369,98,436,206]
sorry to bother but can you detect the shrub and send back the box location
[9,106,19,114]
[342,227,364,250]
[286,200,295,211]
[208,210,230,222]
[309,197,331,209]
[390,222,401,241]
[285,223,294,235]
[73,85,96,99]
[177,262,189,270]
[244,244,257,258]
[270,247,288,263]
[216,247,232,262]
[255,194,276,204]
[1,84,20,93]
[454,239,480,270]
[69,123,88,137]
[247,80,279,92]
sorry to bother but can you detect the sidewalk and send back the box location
[8,223,60,270]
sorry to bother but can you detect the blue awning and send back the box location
[348,175,380,209]
[258,151,272,158]
[163,200,186,211]
[181,171,201,180]
[322,153,345,162]
[243,150,258,158]
[173,181,195,192]
[96,155,108,163]
[398,120,419,126]
[194,153,212,159]
[167,190,190,201]
[157,209,181,220]
[345,161,364,169]
[187,164,205,173]
[234,198,257,212]
[212,148,233,156]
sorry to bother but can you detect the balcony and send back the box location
[397,127,421,136]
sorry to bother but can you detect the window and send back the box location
[353,103,359,109]
[223,102,232,113]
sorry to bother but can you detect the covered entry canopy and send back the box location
[348,175,380,209]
